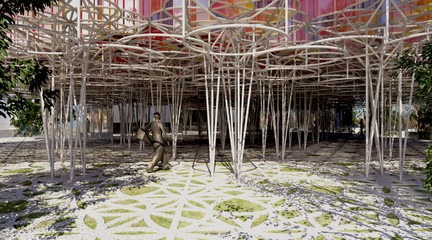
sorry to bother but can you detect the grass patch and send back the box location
[114,231,155,235]
[100,209,134,213]
[108,216,138,228]
[23,191,45,197]
[306,185,344,195]
[188,200,204,208]
[92,163,116,167]
[336,197,357,204]
[278,210,301,219]
[131,219,149,227]
[77,200,87,209]
[120,186,159,196]
[384,197,394,207]
[190,180,204,185]
[280,167,307,172]
[16,212,49,221]
[257,179,270,184]
[0,200,29,213]
[216,215,240,227]
[181,211,205,220]
[297,219,313,227]
[273,199,285,208]
[35,217,71,229]
[382,187,391,194]
[103,216,119,223]
[14,222,31,230]
[84,215,97,229]
[314,213,333,227]
[387,213,399,226]
[168,183,185,187]
[4,169,33,174]
[21,181,32,186]
[72,188,81,196]
[408,213,432,222]
[332,162,353,166]
[347,207,374,211]
[150,215,172,229]
[251,214,268,228]
[214,198,265,212]
[225,191,243,196]
[114,199,139,205]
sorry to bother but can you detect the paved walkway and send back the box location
[0,136,431,239]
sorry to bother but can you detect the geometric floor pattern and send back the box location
[0,136,431,239]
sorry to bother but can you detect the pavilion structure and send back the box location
[7,0,432,180]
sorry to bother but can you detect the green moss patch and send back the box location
[280,167,307,172]
[214,198,265,212]
[278,210,301,219]
[190,180,205,185]
[387,213,399,226]
[84,215,97,229]
[21,181,32,186]
[150,215,172,229]
[0,200,29,213]
[16,212,49,222]
[384,197,394,207]
[72,188,81,196]
[216,215,240,227]
[225,191,243,196]
[77,200,87,209]
[335,197,357,204]
[273,199,285,208]
[100,209,134,213]
[332,162,353,166]
[103,216,120,223]
[251,214,268,228]
[120,186,159,196]
[14,222,31,230]
[408,213,432,222]
[382,186,391,194]
[306,185,344,195]
[314,213,333,227]
[131,219,149,227]
[4,169,34,174]
[157,200,177,209]
[114,231,155,235]
[181,211,205,220]
[188,200,204,208]
[347,207,374,211]
[114,199,139,205]
[23,191,45,197]
[168,183,185,187]
[35,217,71,229]
[92,163,117,167]
[108,216,138,228]
[297,219,313,227]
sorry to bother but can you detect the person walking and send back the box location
[145,112,171,173]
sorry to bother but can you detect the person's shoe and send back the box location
[161,165,171,170]
[146,167,154,173]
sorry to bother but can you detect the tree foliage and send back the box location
[392,41,432,139]
[9,97,43,136]
[424,145,432,194]
[392,42,432,194]
[0,0,58,118]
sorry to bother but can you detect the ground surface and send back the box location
[0,135,431,240]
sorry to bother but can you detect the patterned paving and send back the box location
[0,136,431,239]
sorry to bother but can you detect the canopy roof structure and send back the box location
[7,0,432,180]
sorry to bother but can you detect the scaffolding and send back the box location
[7,0,432,180]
